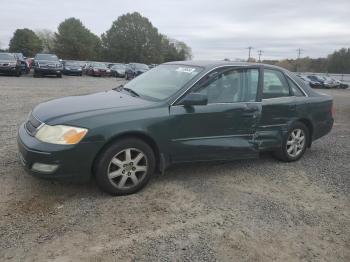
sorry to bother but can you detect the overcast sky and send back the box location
[1,0,349,60]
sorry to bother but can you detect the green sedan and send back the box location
[18,61,334,195]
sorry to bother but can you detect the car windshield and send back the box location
[15,53,24,60]
[65,62,80,66]
[92,63,107,68]
[0,53,15,61]
[112,64,125,69]
[123,64,203,100]
[35,54,58,61]
[133,63,149,70]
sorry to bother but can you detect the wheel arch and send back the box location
[92,131,162,175]
[295,118,313,147]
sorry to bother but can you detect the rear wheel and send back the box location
[95,138,156,195]
[274,122,309,162]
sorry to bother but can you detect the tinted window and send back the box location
[263,69,290,99]
[287,77,304,97]
[191,68,259,103]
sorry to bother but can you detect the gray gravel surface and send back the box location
[0,74,349,261]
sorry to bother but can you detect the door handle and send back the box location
[242,111,259,118]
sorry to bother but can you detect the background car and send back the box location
[33,53,63,78]
[334,79,348,89]
[125,63,149,80]
[321,76,339,88]
[86,62,111,77]
[110,64,126,78]
[0,52,21,76]
[306,75,328,88]
[62,61,83,76]
[298,75,322,88]
[14,53,30,74]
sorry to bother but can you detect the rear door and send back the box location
[258,68,296,150]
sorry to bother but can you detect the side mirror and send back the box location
[181,93,208,106]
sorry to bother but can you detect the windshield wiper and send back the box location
[113,84,124,91]
[123,87,140,97]
[113,85,140,97]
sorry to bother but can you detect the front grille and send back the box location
[25,113,42,136]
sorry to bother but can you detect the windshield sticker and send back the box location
[176,67,196,73]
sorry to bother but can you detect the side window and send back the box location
[287,77,305,97]
[191,69,259,103]
[263,69,290,99]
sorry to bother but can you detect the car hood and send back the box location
[33,90,153,124]
[37,60,60,65]
[0,59,16,63]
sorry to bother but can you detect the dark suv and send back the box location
[0,53,21,76]
[33,53,63,78]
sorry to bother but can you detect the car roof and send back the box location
[163,60,286,71]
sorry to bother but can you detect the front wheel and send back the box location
[274,122,309,162]
[95,138,156,195]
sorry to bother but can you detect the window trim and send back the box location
[172,65,260,106]
[285,73,308,97]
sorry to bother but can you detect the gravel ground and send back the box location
[0,73,349,262]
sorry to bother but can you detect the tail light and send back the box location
[331,103,335,117]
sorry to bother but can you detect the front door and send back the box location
[168,67,262,162]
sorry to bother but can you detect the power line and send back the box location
[296,48,304,72]
[247,46,254,61]
[257,50,264,62]
[296,48,304,59]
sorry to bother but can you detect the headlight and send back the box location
[65,67,70,70]
[106,69,111,72]
[9,62,17,66]
[35,124,88,145]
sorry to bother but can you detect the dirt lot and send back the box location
[0,74,349,262]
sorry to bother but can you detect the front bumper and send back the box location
[0,67,17,74]
[91,70,111,76]
[35,67,62,75]
[63,69,82,75]
[17,123,103,181]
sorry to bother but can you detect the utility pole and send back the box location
[247,46,253,61]
[258,50,263,63]
[296,48,304,72]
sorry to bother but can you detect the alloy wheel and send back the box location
[286,128,306,158]
[107,148,148,189]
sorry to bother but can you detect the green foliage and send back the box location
[102,12,191,63]
[327,48,350,74]
[36,29,56,53]
[54,18,102,60]
[9,28,42,57]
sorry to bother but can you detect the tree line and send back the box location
[6,12,192,64]
[262,48,350,74]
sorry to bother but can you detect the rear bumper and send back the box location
[313,118,334,141]
[17,123,103,182]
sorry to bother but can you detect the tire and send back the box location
[57,74,62,78]
[15,70,21,77]
[273,121,309,162]
[95,138,156,195]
